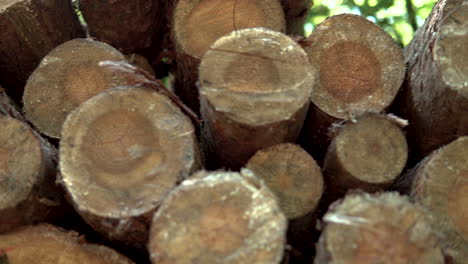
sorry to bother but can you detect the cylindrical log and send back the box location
[281,0,313,35]
[315,192,444,264]
[396,2,468,160]
[200,28,314,169]
[59,86,201,248]
[300,14,405,162]
[408,137,468,263]
[323,113,408,202]
[23,38,133,138]
[148,170,287,264]
[0,0,85,101]
[79,0,165,56]
[171,0,286,111]
[0,86,23,121]
[125,54,156,76]
[0,114,61,233]
[0,224,132,263]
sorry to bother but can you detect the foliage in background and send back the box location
[305,0,437,46]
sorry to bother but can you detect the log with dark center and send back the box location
[148,170,287,264]
[0,0,84,101]
[315,192,444,264]
[200,28,314,169]
[300,14,405,162]
[323,113,408,202]
[22,39,132,138]
[0,224,133,264]
[171,0,285,111]
[409,137,468,263]
[59,86,200,248]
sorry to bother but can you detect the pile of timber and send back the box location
[0,0,466,263]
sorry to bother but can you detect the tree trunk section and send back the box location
[408,137,468,264]
[0,0,85,101]
[394,1,468,161]
[322,113,407,203]
[200,28,313,170]
[22,38,133,138]
[300,14,405,162]
[148,170,287,264]
[171,0,286,112]
[315,192,444,264]
[0,91,62,233]
[0,224,133,263]
[281,0,313,36]
[59,86,201,249]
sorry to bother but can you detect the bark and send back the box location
[300,14,405,162]
[322,113,407,202]
[315,192,444,264]
[79,0,165,58]
[125,54,155,76]
[171,0,286,112]
[200,28,313,170]
[281,0,313,36]
[409,137,468,264]
[0,90,62,233]
[0,0,85,101]
[59,86,201,249]
[148,170,287,264]
[22,38,133,138]
[394,1,468,161]
[0,224,133,263]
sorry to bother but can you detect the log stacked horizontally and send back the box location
[0,0,466,263]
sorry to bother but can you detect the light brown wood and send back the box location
[323,113,407,201]
[60,86,200,248]
[199,28,314,169]
[301,14,405,161]
[315,192,444,264]
[171,0,286,111]
[0,0,84,101]
[0,224,133,264]
[23,38,133,138]
[125,54,155,76]
[148,170,287,264]
[410,137,468,263]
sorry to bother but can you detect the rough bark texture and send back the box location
[60,86,201,249]
[394,1,468,161]
[22,38,132,138]
[200,28,314,170]
[0,224,133,263]
[409,137,468,264]
[148,170,287,264]
[315,192,444,264]
[0,0,85,101]
[0,91,62,233]
[300,14,405,162]
[171,0,286,112]
[322,113,408,202]
[79,0,165,57]
[281,0,313,36]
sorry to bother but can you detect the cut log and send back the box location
[199,28,314,169]
[125,54,155,76]
[60,86,201,248]
[0,86,23,122]
[0,0,85,101]
[281,0,313,35]
[23,38,133,138]
[0,115,61,233]
[315,192,444,264]
[409,137,468,263]
[323,113,407,202]
[148,170,287,264]
[79,0,165,55]
[300,14,405,162]
[0,224,133,264]
[395,2,468,160]
[172,0,285,111]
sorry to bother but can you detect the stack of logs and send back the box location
[0,0,467,263]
